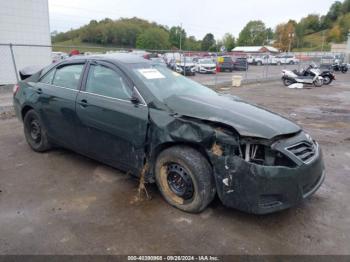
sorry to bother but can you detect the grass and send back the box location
[293,30,331,52]
[52,39,129,53]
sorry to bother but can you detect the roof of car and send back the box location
[66,53,150,64]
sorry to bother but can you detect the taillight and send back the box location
[13,84,20,95]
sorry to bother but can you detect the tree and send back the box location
[186,36,201,51]
[327,1,343,21]
[237,20,268,46]
[274,21,296,51]
[169,26,187,49]
[221,33,236,51]
[201,33,216,51]
[136,28,170,50]
[298,15,321,35]
[343,0,350,13]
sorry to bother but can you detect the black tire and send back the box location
[283,78,294,86]
[23,109,51,152]
[289,61,295,65]
[155,146,216,213]
[341,68,348,73]
[323,76,332,85]
[257,61,262,66]
[313,78,324,87]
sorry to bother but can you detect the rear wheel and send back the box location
[23,109,51,152]
[323,76,332,85]
[155,146,216,213]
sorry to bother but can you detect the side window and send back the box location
[52,64,84,90]
[85,64,132,100]
[39,69,55,84]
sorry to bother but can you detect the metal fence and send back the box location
[0,43,347,88]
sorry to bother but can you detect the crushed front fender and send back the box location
[210,146,325,214]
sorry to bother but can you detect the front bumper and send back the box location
[211,140,325,214]
[198,67,216,73]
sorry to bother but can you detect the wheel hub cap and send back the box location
[30,119,41,141]
[166,164,194,200]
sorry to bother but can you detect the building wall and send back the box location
[0,0,51,84]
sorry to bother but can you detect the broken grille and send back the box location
[286,142,316,163]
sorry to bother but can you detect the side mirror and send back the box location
[130,86,143,105]
[130,95,140,104]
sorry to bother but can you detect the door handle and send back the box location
[79,99,88,108]
[36,88,42,94]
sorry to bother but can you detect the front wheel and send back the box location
[283,78,294,86]
[313,78,324,87]
[155,146,216,213]
[23,109,51,152]
[341,67,348,73]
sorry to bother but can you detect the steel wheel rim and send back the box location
[166,163,194,200]
[29,118,41,143]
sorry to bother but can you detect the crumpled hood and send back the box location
[164,94,301,139]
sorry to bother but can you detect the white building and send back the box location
[232,46,280,54]
[0,0,51,84]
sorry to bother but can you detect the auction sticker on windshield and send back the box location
[138,68,165,79]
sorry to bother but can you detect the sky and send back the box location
[49,0,334,40]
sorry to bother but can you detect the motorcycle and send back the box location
[331,63,348,73]
[282,65,323,87]
[303,64,335,85]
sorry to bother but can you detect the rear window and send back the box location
[223,57,232,62]
[52,64,84,90]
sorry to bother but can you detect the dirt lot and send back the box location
[0,73,349,255]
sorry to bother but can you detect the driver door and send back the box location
[75,61,149,172]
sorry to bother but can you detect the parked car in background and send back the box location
[150,57,166,67]
[274,55,299,65]
[195,58,216,74]
[51,52,68,63]
[175,57,196,76]
[233,57,248,71]
[217,56,233,72]
[247,55,273,66]
[167,58,177,70]
[14,53,325,214]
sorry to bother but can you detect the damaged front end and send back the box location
[208,128,325,214]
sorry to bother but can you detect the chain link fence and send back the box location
[0,43,348,88]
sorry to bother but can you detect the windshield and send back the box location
[180,57,194,63]
[199,59,214,64]
[130,64,216,101]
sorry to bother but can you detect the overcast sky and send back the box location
[49,0,334,39]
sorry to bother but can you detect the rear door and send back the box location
[75,61,149,171]
[35,61,86,149]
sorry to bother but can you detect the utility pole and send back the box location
[288,33,295,53]
[321,31,325,52]
[179,23,182,51]
[347,30,350,63]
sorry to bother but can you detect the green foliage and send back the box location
[186,36,202,51]
[169,26,186,49]
[237,20,269,46]
[298,15,321,35]
[52,17,166,48]
[221,33,236,51]
[136,28,170,50]
[201,33,216,51]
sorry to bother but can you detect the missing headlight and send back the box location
[240,143,296,168]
